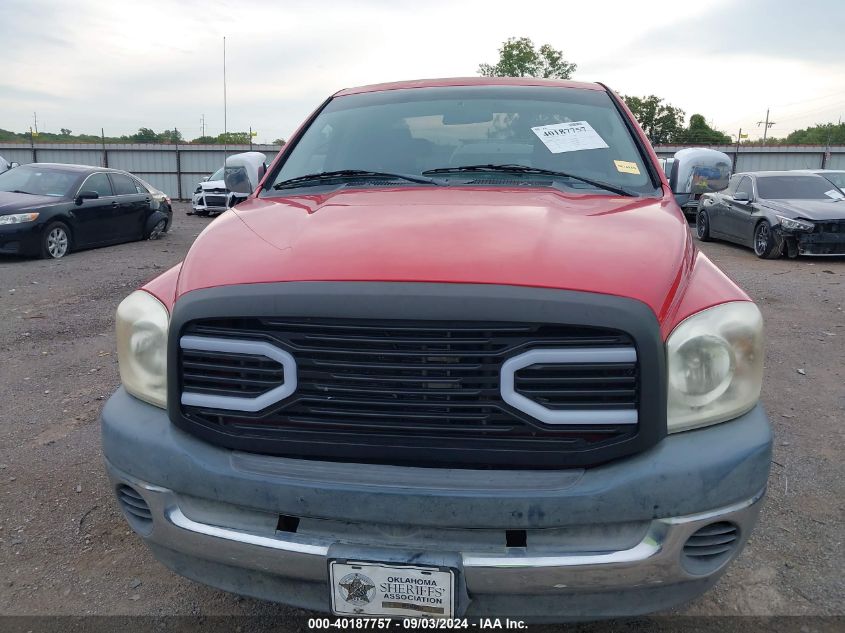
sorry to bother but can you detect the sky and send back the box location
[1,0,844,144]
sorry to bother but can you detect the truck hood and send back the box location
[176,187,693,318]
[763,198,845,221]
[0,191,65,214]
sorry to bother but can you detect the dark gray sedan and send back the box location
[696,171,845,258]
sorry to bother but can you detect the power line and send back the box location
[770,90,845,109]
[774,99,845,124]
[723,97,845,133]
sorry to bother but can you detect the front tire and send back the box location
[696,209,711,242]
[753,220,780,259]
[41,222,71,259]
[147,218,167,240]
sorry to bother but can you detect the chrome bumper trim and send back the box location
[111,467,765,594]
[167,506,329,557]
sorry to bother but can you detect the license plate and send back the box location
[329,561,455,618]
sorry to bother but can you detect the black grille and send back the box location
[182,348,285,397]
[203,194,227,207]
[798,220,845,254]
[815,220,845,233]
[514,362,637,410]
[177,317,640,468]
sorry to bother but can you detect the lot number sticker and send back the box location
[531,121,609,153]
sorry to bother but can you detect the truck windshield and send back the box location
[267,85,659,196]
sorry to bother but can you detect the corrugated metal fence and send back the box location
[0,143,282,200]
[2,142,843,199]
[654,145,845,173]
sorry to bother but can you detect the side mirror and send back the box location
[10,162,20,169]
[733,192,750,202]
[669,148,732,196]
[75,190,99,205]
[201,176,210,182]
[224,151,268,195]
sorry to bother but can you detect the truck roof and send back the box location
[334,76,605,97]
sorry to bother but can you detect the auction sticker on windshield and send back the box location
[330,561,455,618]
[531,121,609,153]
[614,160,641,175]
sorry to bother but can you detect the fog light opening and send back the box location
[682,521,739,575]
[116,484,153,535]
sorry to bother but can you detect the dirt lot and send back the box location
[0,202,842,624]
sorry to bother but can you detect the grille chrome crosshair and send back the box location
[180,336,297,412]
[502,347,638,425]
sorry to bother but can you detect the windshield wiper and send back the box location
[273,169,440,190]
[9,189,35,195]
[422,164,636,197]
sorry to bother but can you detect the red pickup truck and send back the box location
[102,77,771,620]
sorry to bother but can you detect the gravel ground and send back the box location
[0,202,842,625]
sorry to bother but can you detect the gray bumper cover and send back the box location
[101,388,772,618]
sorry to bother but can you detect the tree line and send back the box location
[0,127,286,145]
[478,37,841,146]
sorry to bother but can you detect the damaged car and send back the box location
[697,171,845,257]
[192,154,266,216]
[191,167,228,216]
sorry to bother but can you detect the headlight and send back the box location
[194,186,202,194]
[776,215,814,232]
[0,212,39,225]
[667,302,763,433]
[116,291,169,408]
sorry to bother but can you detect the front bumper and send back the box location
[795,232,845,256]
[192,192,229,214]
[102,388,772,619]
[0,222,41,255]
[777,225,845,256]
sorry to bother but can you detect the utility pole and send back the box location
[33,112,38,135]
[200,114,206,139]
[249,125,252,151]
[823,116,840,169]
[733,127,742,172]
[175,127,182,200]
[757,108,776,141]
